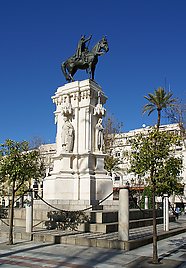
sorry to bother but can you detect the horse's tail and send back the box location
[61,61,71,82]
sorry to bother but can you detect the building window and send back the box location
[115,152,120,157]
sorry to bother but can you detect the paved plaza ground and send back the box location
[0,216,186,267]
[0,232,185,267]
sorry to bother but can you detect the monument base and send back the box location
[43,152,113,204]
[43,174,113,204]
[43,79,113,206]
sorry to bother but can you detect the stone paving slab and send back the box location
[44,219,186,250]
[127,257,183,268]
[1,217,186,252]
[0,233,185,267]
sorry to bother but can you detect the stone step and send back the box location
[129,217,163,229]
[7,209,118,225]
[77,215,176,233]
[1,213,175,235]
[8,208,164,225]
[129,215,175,229]
[1,220,185,251]
[90,210,118,223]
[78,222,118,233]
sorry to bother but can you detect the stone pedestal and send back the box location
[145,196,148,209]
[163,194,169,231]
[43,79,113,204]
[118,187,129,241]
[26,191,33,233]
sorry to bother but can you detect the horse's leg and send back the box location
[69,73,74,82]
[70,67,77,82]
[88,69,91,79]
[86,63,92,79]
[91,65,96,80]
[61,61,71,82]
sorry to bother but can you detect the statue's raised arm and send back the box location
[75,35,92,59]
[61,35,109,82]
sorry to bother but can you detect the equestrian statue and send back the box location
[61,35,109,82]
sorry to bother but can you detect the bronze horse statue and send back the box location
[61,37,109,82]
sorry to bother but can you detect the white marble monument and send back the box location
[43,79,113,204]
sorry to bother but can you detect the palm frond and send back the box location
[143,87,177,124]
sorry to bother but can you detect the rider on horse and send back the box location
[75,34,92,62]
[61,35,109,82]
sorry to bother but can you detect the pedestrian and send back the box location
[175,207,180,220]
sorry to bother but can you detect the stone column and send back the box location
[118,186,129,241]
[144,196,148,209]
[26,191,33,233]
[163,194,169,232]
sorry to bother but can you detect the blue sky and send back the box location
[0,0,185,144]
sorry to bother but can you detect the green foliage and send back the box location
[0,139,45,194]
[143,87,177,128]
[142,87,179,263]
[0,139,45,245]
[128,129,183,196]
[140,187,153,209]
[143,87,176,115]
[46,210,89,231]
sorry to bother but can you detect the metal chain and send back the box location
[35,191,114,212]
[0,218,9,226]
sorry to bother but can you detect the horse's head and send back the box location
[99,36,109,53]
[91,36,109,56]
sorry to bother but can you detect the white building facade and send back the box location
[110,123,186,208]
[39,123,186,207]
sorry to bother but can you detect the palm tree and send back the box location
[143,87,176,263]
[143,87,177,129]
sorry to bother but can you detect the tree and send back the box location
[142,87,177,263]
[29,136,46,150]
[0,139,45,245]
[103,113,123,177]
[104,155,120,176]
[102,113,123,178]
[143,87,177,129]
[103,113,123,154]
[140,187,153,209]
[128,129,183,264]
[165,99,186,133]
